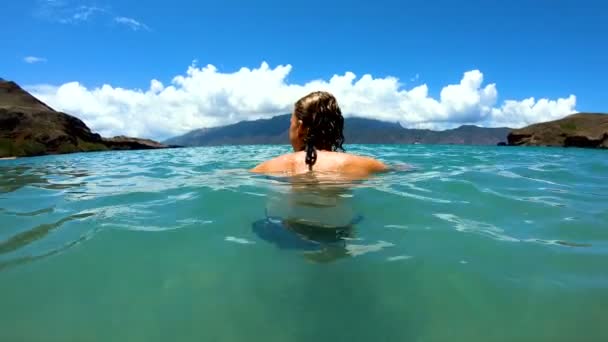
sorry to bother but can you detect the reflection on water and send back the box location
[0,160,96,270]
[0,227,94,271]
[0,163,88,193]
[0,212,94,255]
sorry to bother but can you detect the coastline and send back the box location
[0,157,17,160]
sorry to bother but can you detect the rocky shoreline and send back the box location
[0,80,176,158]
[508,113,608,148]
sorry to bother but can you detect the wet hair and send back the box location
[294,91,345,171]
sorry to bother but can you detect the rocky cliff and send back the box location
[0,80,171,158]
[508,113,608,148]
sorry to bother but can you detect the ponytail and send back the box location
[304,131,317,171]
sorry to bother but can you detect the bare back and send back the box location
[251,151,388,177]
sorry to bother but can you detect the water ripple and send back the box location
[0,145,607,273]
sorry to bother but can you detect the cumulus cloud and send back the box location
[24,56,47,64]
[114,16,150,31]
[28,62,577,140]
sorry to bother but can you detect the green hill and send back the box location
[164,114,511,147]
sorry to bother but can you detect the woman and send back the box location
[250,92,387,262]
[250,91,387,176]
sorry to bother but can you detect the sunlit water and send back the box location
[1,145,607,342]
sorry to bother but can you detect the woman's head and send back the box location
[289,91,345,170]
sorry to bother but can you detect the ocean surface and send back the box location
[0,144,607,342]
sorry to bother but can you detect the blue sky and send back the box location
[1,0,607,139]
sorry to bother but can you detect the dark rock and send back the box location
[497,142,507,146]
[0,80,170,158]
[102,136,170,150]
[507,113,608,148]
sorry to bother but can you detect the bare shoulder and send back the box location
[340,153,389,174]
[250,153,295,173]
[251,151,388,176]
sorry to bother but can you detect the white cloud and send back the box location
[35,1,105,24]
[67,6,105,23]
[27,62,577,140]
[34,1,149,31]
[114,16,150,31]
[24,56,47,64]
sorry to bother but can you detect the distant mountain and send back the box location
[164,114,511,146]
[508,113,608,148]
[0,80,171,158]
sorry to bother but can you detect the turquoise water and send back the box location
[1,145,607,342]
